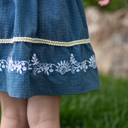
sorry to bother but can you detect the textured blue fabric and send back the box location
[0,0,100,99]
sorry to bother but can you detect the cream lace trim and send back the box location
[0,37,90,47]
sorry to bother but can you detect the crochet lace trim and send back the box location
[0,37,90,47]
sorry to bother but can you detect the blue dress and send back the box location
[0,0,100,99]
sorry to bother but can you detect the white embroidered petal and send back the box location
[57,62,61,66]
[64,60,65,64]
[22,66,27,71]
[49,65,52,68]
[65,61,68,65]
[83,68,87,72]
[33,54,36,56]
[11,68,14,71]
[28,67,32,70]
[2,65,5,68]
[80,66,83,70]
[37,70,41,73]
[47,72,49,75]
[0,68,2,71]
[55,69,59,72]
[76,69,80,72]
[49,69,54,72]
[22,62,25,65]
[31,59,34,62]
[71,54,73,56]
[19,70,22,74]
[60,61,63,65]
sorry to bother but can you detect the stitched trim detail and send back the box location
[0,53,97,75]
[0,37,90,47]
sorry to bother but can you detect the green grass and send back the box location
[60,73,128,128]
[82,0,128,12]
[0,73,128,128]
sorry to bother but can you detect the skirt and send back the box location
[0,0,100,99]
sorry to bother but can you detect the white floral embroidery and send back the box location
[55,60,71,75]
[88,55,97,69]
[0,53,97,75]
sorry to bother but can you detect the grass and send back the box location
[0,73,128,128]
[82,0,128,12]
[60,73,128,128]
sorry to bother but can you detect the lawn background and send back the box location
[60,73,128,128]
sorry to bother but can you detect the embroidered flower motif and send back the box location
[55,60,71,75]
[0,61,6,72]
[22,66,27,71]
[31,54,39,65]
[0,60,7,72]
[7,56,14,72]
[70,54,77,65]
[88,55,97,69]
[0,53,97,75]
[2,65,5,68]
[30,54,55,75]
[43,63,54,75]
[5,56,29,74]
[70,63,81,74]
[81,61,88,72]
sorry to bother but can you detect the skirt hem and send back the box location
[0,85,100,99]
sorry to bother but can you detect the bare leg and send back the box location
[27,95,61,128]
[0,92,28,128]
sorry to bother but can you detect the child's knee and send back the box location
[27,95,61,128]
[1,114,28,128]
[0,91,28,119]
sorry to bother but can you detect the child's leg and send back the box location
[0,92,28,128]
[27,95,61,128]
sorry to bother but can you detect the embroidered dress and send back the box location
[0,0,100,99]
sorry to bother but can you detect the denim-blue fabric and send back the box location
[0,0,100,99]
